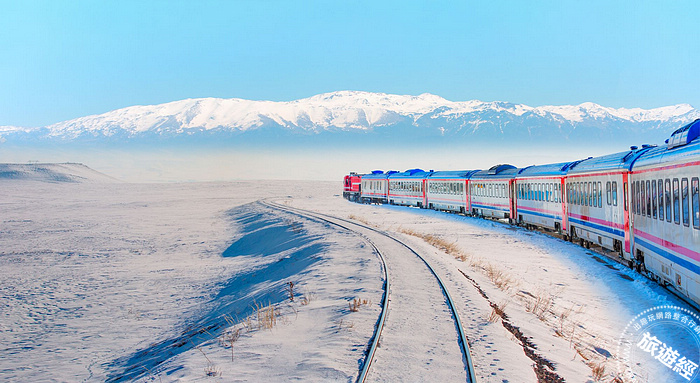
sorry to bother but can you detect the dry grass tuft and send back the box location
[398,227,470,262]
[254,301,279,330]
[588,360,606,382]
[348,297,371,312]
[483,263,517,291]
[525,290,554,321]
[337,318,355,331]
[300,288,314,306]
[487,300,509,323]
[348,214,377,227]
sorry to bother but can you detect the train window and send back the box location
[550,184,554,202]
[665,179,672,222]
[682,178,689,227]
[658,179,664,221]
[641,181,647,216]
[646,180,651,217]
[631,181,636,214]
[586,182,591,207]
[673,178,680,225]
[692,178,699,229]
[593,182,598,207]
[577,183,581,205]
[578,182,583,205]
[635,181,641,215]
[606,182,611,205]
[612,181,618,206]
[652,180,657,218]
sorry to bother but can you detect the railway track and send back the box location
[261,200,477,383]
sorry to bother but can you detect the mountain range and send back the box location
[2,91,698,146]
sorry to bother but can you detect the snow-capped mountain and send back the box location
[2,91,698,145]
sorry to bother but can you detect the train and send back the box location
[343,119,700,308]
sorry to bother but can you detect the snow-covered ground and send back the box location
[1,178,697,382]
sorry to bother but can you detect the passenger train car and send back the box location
[360,170,395,204]
[388,169,433,208]
[630,122,700,305]
[469,165,518,220]
[513,161,574,233]
[343,119,700,308]
[426,170,479,213]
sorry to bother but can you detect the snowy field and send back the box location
[1,174,697,382]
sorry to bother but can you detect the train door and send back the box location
[560,178,568,231]
[422,179,428,208]
[509,179,517,222]
[623,173,632,255]
[465,180,471,213]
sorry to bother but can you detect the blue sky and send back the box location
[1,0,698,127]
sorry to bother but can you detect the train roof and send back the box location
[633,123,700,169]
[388,168,433,179]
[470,164,519,180]
[566,146,655,174]
[427,170,480,179]
[516,161,580,177]
[361,170,398,179]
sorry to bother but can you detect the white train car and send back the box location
[426,170,479,213]
[630,119,700,304]
[360,170,394,204]
[514,162,576,233]
[564,147,652,261]
[469,164,518,220]
[388,169,432,208]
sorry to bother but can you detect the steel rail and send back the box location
[259,200,390,383]
[262,200,477,383]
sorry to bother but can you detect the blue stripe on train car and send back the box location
[472,203,509,212]
[635,237,700,276]
[519,209,562,221]
[568,217,625,238]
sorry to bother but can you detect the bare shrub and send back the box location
[286,281,295,302]
[220,327,241,362]
[195,345,220,377]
